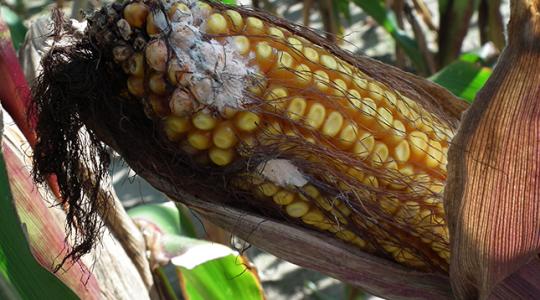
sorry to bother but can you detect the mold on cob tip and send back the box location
[30,0,465,274]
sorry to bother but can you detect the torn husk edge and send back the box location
[444,0,540,298]
[29,2,469,299]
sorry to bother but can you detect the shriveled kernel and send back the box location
[149,72,167,95]
[305,103,327,129]
[234,111,260,132]
[273,190,295,205]
[246,17,265,35]
[128,52,145,76]
[353,131,375,159]
[145,39,168,72]
[394,140,411,162]
[224,10,244,32]
[322,111,344,137]
[167,3,190,21]
[209,147,235,166]
[212,122,238,149]
[192,112,217,130]
[370,142,389,165]
[303,47,319,64]
[338,122,358,148]
[287,97,307,120]
[169,89,194,116]
[163,116,190,141]
[233,36,250,55]
[127,76,144,97]
[294,64,312,86]
[286,201,310,217]
[426,140,443,168]
[123,3,149,28]
[259,182,278,196]
[205,13,228,35]
[188,130,212,150]
[146,12,161,36]
[313,70,330,92]
[408,131,429,160]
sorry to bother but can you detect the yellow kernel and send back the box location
[234,111,260,132]
[322,111,344,137]
[123,3,149,28]
[305,103,327,129]
[320,54,337,70]
[336,230,356,241]
[294,64,312,86]
[368,82,385,102]
[303,47,319,64]
[394,140,411,163]
[353,75,368,91]
[233,36,250,55]
[302,209,325,225]
[272,51,294,78]
[163,116,190,141]
[363,175,379,188]
[259,182,278,197]
[387,119,406,145]
[383,90,397,107]
[273,190,295,205]
[337,122,358,149]
[188,130,212,150]
[209,147,234,166]
[205,13,228,35]
[426,140,443,168]
[286,201,310,217]
[246,17,265,35]
[337,62,353,82]
[333,78,348,97]
[212,122,237,149]
[192,111,217,130]
[313,70,330,92]
[353,237,367,248]
[347,89,362,109]
[376,107,394,132]
[287,97,307,120]
[370,142,389,165]
[268,27,284,39]
[265,87,288,108]
[408,131,429,161]
[255,42,275,72]
[299,185,320,200]
[167,3,190,21]
[353,131,375,159]
[224,10,244,32]
[287,37,303,53]
[359,98,377,124]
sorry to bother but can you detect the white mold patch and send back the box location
[162,0,255,113]
[257,159,308,188]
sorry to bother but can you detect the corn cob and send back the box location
[110,0,454,271]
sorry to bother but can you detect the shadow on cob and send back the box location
[30,0,469,296]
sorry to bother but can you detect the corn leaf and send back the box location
[164,236,264,300]
[0,146,78,299]
[129,202,197,237]
[429,53,491,103]
[350,0,427,73]
[0,7,26,50]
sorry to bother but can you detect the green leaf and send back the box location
[429,53,491,103]
[0,7,26,50]
[0,151,78,299]
[350,0,427,73]
[166,236,263,300]
[220,0,236,5]
[128,202,197,237]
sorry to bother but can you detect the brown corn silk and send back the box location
[96,0,465,272]
[445,0,540,298]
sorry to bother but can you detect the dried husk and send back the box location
[444,0,540,298]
